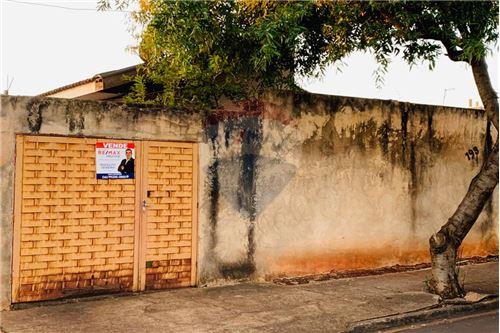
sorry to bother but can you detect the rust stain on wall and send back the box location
[267,242,497,277]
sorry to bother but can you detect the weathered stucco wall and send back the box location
[197,92,498,283]
[1,93,497,309]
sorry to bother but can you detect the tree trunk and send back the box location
[429,232,464,298]
[429,57,499,299]
[429,141,498,298]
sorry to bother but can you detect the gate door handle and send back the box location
[142,200,148,210]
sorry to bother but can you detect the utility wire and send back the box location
[4,0,136,13]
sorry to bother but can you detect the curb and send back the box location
[345,297,498,333]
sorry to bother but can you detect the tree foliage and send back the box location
[102,0,498,109]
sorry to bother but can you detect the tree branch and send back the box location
[471,58,499,130]
[441,41,462,62]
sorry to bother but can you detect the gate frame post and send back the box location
[133,141,147,291]
[11,135,24,303]
[190,143,199,287]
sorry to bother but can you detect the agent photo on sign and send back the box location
[118,148,135,176]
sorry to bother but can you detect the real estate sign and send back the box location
[96,142,135,179]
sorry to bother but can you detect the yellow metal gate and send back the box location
[12,135,198,303]
[142,142,197,290]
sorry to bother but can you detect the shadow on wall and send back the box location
[204,109,298,280]
[201,93,497,281]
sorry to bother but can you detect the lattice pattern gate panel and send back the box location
[12,136,136,303]
[144,142,197,290]
[12,135,198,303]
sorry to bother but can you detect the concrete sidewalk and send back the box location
[1,262,498,333]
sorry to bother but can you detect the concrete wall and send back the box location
[1,93,497,309]
[197,93,498,283]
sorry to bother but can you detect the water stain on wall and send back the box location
[203,113,221,275]
[26,99,49,133]
[298,100,492,245]
[65,107,85,134]
[200,93,494,280]
[203,107,265,279]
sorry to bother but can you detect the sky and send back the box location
[1,0,498,108]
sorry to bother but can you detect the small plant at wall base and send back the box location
[100,0,499,299]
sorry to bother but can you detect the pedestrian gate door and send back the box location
[12,135,198,303]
